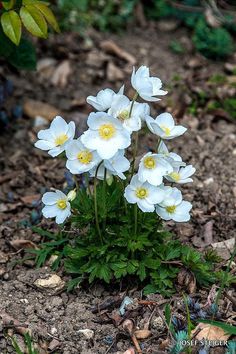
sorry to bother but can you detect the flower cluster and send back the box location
[35,65,195,224]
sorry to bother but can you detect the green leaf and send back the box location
[0,26,15,57]
[197,319,236,335]
[20,5,48,38]
[2,0,15,10]
[143,283,158,295]
[67,277,83,292]
[8,38,36,70]
[33,2,60,32]
[1,10,22,45]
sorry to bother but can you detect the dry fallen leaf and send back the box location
[51,60,72,88]
[24,99,62,121]
[134,329,152,339]
[10,239,38,250]
[122,348,135,354]
[34,274,65,291]
[20,194,41,205]
[107,62,124,82]
[211,238,235,260]
[191,323,230,341]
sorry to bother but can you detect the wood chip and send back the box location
[100,40,136,65]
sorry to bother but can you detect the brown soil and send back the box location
[0,25,235,353]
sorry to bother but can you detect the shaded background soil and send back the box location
[0,25,236,353]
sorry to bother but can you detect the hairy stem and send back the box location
[131,132,139,177]
[94,163,103,244]
[134,204,138,236]
[103,168,107,231]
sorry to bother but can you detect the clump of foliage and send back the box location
[193,18,234,59]
[0,0,59,70]
[57,0,137,32]
[31,65,224,295]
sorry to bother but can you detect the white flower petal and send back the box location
[156,113,175,129]
[42,192,58,205]
[42,205,58,218]
[34,140,55,151]
[55,208,71,224]
[50,116,68,135]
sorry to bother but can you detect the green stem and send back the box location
[129,91,139,118]
[73,175,79,191]
[102,168,107,231]
[134,204,138,236]
[131,131,139,177]
[85,173,92,197]
[94,163,103,245]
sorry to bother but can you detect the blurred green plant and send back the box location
[55,0,235,60]
[193,18,234,59]
[0,0,60,70]
[57,0,138,32]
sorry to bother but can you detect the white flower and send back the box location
[124,174,165,212]
[138,152,173,186]
[165,165,196,184]
[81,112,131,159]
[108,94,148,132]
[146,113,187,140]
[35,116,75,157]
[42,190,71,224]
[140,103,150,121]
[65,139,101,174]
[156,186,192,222]
[131,66,167,102]
[86,85,124,111]
[158,141,186,168]
[90,150,130,180]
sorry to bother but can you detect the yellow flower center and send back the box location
[57,199,67,210]
[166,205,176,214]
[99,124,116,140]
[169,172,180,181]
[136,187,148,199]
[118,110,129,121]
[77,150,93,164]
[144,156,156,169]
[55,134,68,146]
[160,125,171,136]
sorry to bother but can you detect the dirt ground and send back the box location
[0,24,236,353]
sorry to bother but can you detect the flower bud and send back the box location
[67,189,76,202]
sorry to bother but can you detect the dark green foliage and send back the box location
[0,28,36,70]
[34,181,221,296]
[193,18,234,59]
[57,0,138,32]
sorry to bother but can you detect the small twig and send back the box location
[138,299,169,306]
[123,319,142,354]
[224,291,236,308]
